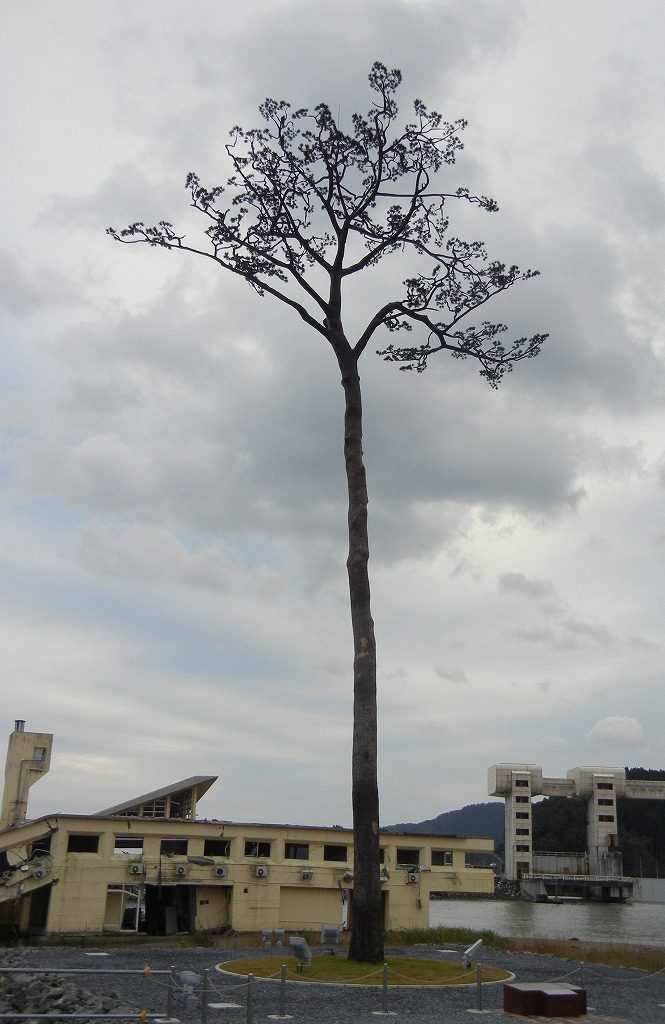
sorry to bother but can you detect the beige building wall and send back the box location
[1,812,494,937]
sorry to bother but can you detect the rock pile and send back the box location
[0,951,132,1020]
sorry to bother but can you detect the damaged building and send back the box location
[0,721,494,938]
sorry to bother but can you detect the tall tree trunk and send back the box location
[339,353,383,963]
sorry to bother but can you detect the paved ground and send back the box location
[4,943,665,1023]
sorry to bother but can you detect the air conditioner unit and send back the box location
[129,863,143,875]
[255,865,269,878]
[300,869,313,880]
[214,865,228,878]
[407,871,419,884]
[33,866,48,879]
[175,864,188,877]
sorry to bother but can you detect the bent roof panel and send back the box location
[95,776,217,816]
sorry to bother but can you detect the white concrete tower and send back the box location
[488,763,543,879]
[567,766,626,875]
[0,720,53,828]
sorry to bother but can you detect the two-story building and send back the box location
[0,722,494,937]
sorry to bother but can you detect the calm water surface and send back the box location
[430,899,665,946]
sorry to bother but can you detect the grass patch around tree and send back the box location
[217,955,510,986]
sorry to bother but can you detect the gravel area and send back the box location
[2,943,664,1023]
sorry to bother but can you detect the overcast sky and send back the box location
[2,0,664,829]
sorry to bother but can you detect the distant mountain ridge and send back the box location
[385,801,504,844]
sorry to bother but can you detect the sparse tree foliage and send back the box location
[109,63,546,962]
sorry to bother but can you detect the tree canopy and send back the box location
[109,62,546,383]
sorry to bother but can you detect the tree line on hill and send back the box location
[532,768,665,877]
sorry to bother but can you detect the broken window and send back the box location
[323,844,347,862]
[431,850,453,866]
[396,848,420,866]
[160,839,188,856]
[142,799,167,818]
[204,839,231,857]
[244,840,272,858]
[67,834,100,853]
[284,842,309,860]
[114,837,144,855]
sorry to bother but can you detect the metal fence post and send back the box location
[166,966,176,1021]
[475,963,483,1011]
[382,963,389,1014]
[246,973,254,1024]
[201,969,209,1024]
[279,964,287,1017]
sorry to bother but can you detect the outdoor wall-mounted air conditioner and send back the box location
[214,865,228,877]
[407,871,419,884]
[255,865,269,878]
[129,863,144,875]
[300,868,314,880]
[175,864,188,877]
[33,865,49,879]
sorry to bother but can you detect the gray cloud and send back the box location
[3,0,665,826]
[498,572,555,598]
[434,666,469,685]
[513,618,616,652]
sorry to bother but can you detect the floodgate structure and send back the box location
[0,721,494,938]
[490,762,665,902]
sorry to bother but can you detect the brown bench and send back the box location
[504,981,587,1017]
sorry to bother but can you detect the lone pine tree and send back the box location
[109,62,546,962]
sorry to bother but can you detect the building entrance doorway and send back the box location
[144,885,195,935]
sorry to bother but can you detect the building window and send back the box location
[597,782,613,790]
[160,839,188,856]
[285,842,309,860]
[396,848,420,867]
[515,844,530,853]
[597,798,614,806]
[142,799,167,818]
[598,815,615,823]
[204,839,231,857]
[516,828,530,836]
[379,848,385,864]
[323,844,347,862]
[515,795,529,803]
[32,747,47,761]
[515,812,530,819]
[515,779,529,787]
[431,850,453,867]
[244,840,272,858]
[114,837,144,855]
[67,834,99,853]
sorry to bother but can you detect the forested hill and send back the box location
[384,802,504,844]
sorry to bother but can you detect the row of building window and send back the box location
[66,835,458,866]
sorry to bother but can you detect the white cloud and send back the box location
[586,716,646,749]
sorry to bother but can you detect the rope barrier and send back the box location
[581,963,665,983]
[387,965,472,984]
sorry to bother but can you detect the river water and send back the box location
[430,898,665,947]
